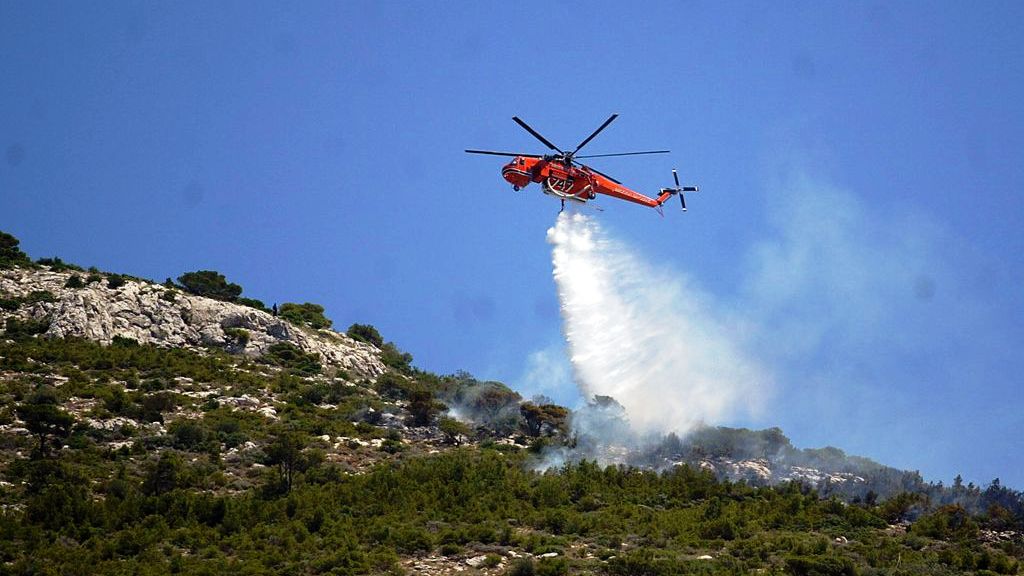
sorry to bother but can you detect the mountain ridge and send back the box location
[1,233,1022,575]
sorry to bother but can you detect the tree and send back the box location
[143,452,184,495]
[439,417,471,445]
[280,302,332,329]
[346,323,383,347]
[177,270,243,301]
[0,230,31,267]
[473,384,521,421]
[381,342,414,373]
[265,429,307,493]
[408,388,439,426]
[16,388,75,457]
[520,403,569,437]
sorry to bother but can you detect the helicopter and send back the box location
[466,114,698,213]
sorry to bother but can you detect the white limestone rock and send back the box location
[0,267,386,379]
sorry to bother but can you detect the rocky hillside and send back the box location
[1,234,1023,575]
[0,265,385,379]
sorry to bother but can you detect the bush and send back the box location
[280,302,332,329]
[606,549,684,576]
[107,274,126,289]
[0,290,55,312]
[4,317,50,339]
[261,342,321,376]
[439,417,471,445]
[0,231,31,267]
[912,505,979,541]
[784,555,857,576]
[36,257,82,271]
[64,275,85,289]
[237,297,269,312]
[177,270,243,301]
[536,557,568,576]
[439,543,462,556]
[170,420,208,450]
[506,558,536,576]
[346,324,383,347]
[381,342,413,373]
[223,327,250,347]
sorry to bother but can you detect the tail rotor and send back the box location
[659,169,700,212]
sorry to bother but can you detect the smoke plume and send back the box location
[546,209,767,439]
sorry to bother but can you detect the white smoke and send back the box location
[546,209,768,437]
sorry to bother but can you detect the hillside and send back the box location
[0,231,1022,575]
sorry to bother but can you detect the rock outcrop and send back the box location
[0,267,385,378]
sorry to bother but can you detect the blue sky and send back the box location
[2,2,1022,487]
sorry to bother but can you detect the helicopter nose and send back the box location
[502,165,531,188]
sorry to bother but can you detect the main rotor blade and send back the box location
[673,169,680,187]
[578,163,622,185]
[573,113,618,155]
[465,149,543,158]
[512,116,563,153]
[575,150,671,159]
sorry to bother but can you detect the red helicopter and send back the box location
[466,114,699,213]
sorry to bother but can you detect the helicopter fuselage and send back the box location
[501,156,665,208]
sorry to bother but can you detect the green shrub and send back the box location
[439,543,462,556]
[439,416,471,445]
[536,557,568,576]
[36,257,83,271]
[237,297,269,312]
[261,342,321,376]
[107,274,126,289]
[280,302,332,329]
[912,505,979,541]
[346,323,383,347]
[170,420,208,450]
[12,290,56,306]
[177,270,243,301]
[381,342,413,373]
[0,231,31,267]
[111,335,139,347]
[784,555,857,576]
[223,327,250,347]
[506,558,536,576]
[4,317,50,339]
[605,549,687,576]
[64,274,85,288]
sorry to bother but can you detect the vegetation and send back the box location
[176,270,243,301]
[0,334,1016,576]
[0,230,31,267]
[0,289,56,312]
[64,273,85,288]
[2,229,1022,574]
[36,256,84,272]
[347,323,384,347]
[260,342,322,376]
[106,273,127,289]
[280,302,332,329]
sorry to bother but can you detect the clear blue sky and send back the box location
[2,2,1022,487]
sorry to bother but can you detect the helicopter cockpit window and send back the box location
[518,158,525,165]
